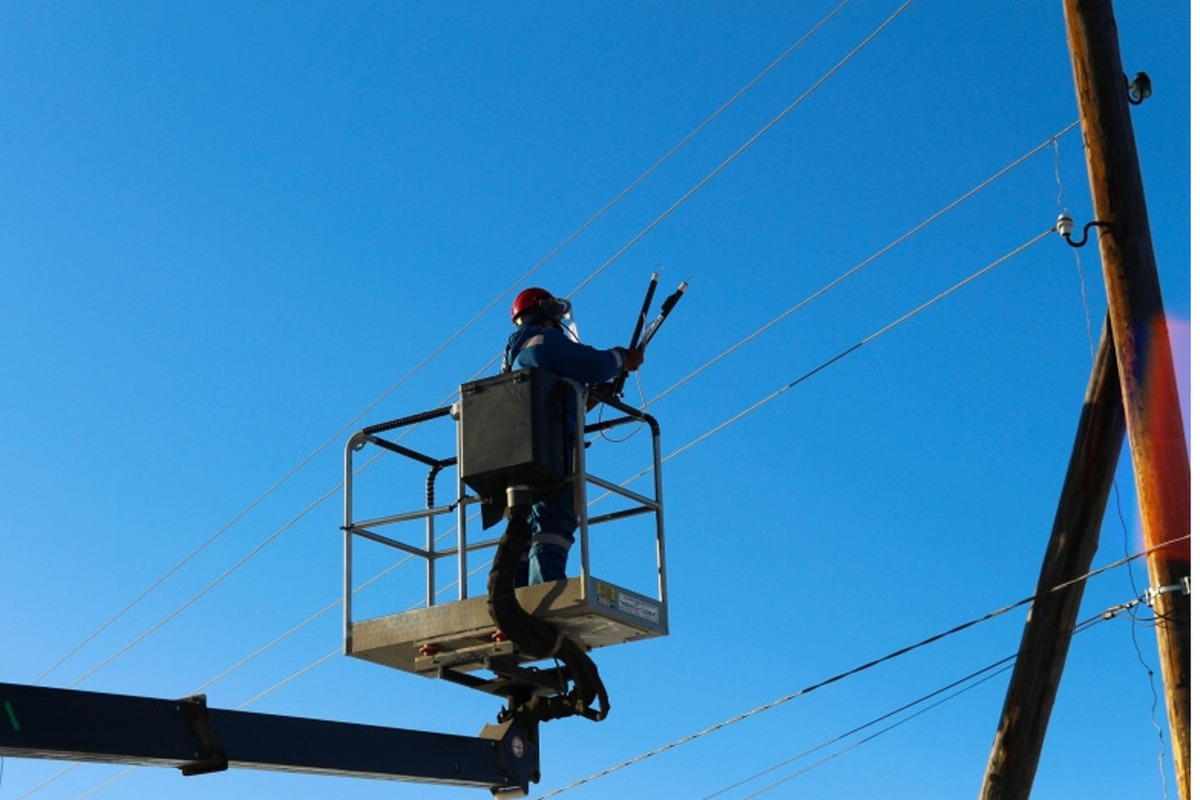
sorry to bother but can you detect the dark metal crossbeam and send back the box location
[0,682,536,795]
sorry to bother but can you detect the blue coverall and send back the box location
[504,322,629,585]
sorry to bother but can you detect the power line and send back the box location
[723,666,1015,800]
[569,0,920,298]
[530,538,1189,798]
[650,229,1053,471]
[580,124,1072,454]
[1054,135,1100,361]
[705,602,1143,800]
[12,765,78,800]
[63,481,342,689]
[647,124,1079,407]
[579,226,1059,522]
[71,767,130,800]
[49,233,1133,800]
[192,550,478,699]
[698,657,1017,800]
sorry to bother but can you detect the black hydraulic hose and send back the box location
[486,509,610,722]
[486,510,560,656]
[360,405,453,437]
[425,463,443,509]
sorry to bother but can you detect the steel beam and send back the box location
[0,682,536,795]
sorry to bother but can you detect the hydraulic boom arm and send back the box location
[0,682,538,797]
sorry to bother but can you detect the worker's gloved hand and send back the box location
[621,347,644,372]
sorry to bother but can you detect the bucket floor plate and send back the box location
[348,576,666,682]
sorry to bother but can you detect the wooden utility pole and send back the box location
[1062,2,1191,798]
[979,320,1125,800]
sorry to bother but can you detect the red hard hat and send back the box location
[511,287,553,323]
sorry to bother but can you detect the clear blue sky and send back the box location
[0,2,1191,799]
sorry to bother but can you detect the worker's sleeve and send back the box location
[539,330,624,385]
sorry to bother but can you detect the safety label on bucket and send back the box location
[596,581,659,624]
[618,593,660,624]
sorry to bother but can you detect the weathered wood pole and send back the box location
[1062,2,1191,797]
[978,320,1124,800]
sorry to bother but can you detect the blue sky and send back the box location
[0,2,1191,799]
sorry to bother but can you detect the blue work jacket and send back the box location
[504,323,627,386]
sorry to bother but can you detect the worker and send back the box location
[503,287,643,585]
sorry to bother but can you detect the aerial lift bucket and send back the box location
[341,369,668,707]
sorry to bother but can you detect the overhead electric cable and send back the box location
[12,765,78,800]
[57,221,1122,800]
[44,0,914,692]
[234,651,340,711]
[31,459,317,685]
[647,124,1080,406]
[568,0,919,297]
[190,541,479,696]
[191,602,342,696]
[71,767,128,800]
[531,538,1189,798]
[726,667,1014,800]
[48,219,1033,787]
[1053,135,1100,359]
[64,481,342,689]
[585,229,1058,504]
[36,341,490,685]
[205,559,495,707]
[706,601,1136,800]
[699,658,1016,800]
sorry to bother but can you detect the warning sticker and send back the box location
[596,581,618,608]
